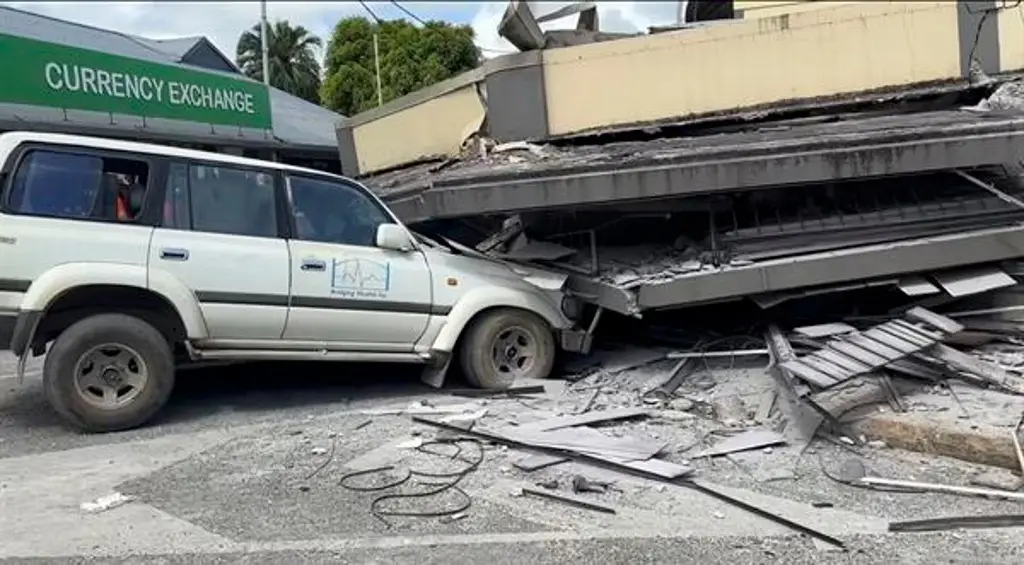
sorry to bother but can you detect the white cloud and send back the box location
[3,1,681,62]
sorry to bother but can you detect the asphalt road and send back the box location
[2,358,1024,564]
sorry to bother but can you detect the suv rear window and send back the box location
[6,149,150,222]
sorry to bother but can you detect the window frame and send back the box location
[283,173,397,248]
[0,142,167,226]
[160,157,290,239]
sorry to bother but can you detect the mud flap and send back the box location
[421,353,452,388]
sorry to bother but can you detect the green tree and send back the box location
[321,17,481,116]
[237,20,323,105]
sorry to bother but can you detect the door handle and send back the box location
[159,248,189,261]
[301,258,326,271]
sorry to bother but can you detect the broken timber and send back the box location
[779,308,965,389]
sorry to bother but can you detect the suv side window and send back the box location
[6,148,150,222]
[287,175,391,247]
[181,163,277,238]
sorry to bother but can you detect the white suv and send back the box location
[0,132,589,432]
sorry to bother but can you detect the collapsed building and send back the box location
[335,0,1024,330]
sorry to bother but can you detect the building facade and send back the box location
[0,6,344,173]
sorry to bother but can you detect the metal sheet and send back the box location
[933,266,1017,297]
[898,276,942,296]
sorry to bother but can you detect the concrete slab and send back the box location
[373,111,1024,224]
[847,384,1024,472]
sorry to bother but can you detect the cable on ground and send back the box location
[338,437,485,527]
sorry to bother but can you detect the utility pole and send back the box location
[373,32,383,106]
[260,0,270,86]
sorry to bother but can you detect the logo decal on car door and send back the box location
[330,258,391,299]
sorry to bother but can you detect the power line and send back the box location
[390,1,426,26]
[357,0,383,24]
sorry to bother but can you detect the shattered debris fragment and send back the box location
[81,492,134,514]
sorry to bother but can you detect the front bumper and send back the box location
[559,327,593,354]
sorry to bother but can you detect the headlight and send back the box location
[560,295,582,320]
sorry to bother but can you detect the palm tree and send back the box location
[237,20,323,105]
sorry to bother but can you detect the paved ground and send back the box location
[2,352,1024,564]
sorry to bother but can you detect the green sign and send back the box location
[0,32,272,130]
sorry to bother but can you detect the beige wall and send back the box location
[542,1,960,136]
[736,1,858,19]
[999,2,1024,72]
[349,83,485,175]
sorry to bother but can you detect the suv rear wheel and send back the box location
[459,309,555,390]
[43,313,175,432]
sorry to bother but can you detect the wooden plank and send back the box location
[794,323,857,338]
[513,454,569,472]
[800,354,855,380]
[815,349,872,374]
[886,358,946,381]
[890,318,944,340]
[846,334,905,360]
[923,343,1011,386]
[516,407,648,432]
[755,390,776,423]
[905,307,965,335]
[780,360,838,388]
[875,323,935,347]
[862,328,920,353]
[827,340,890,366]
[522,487,617,514]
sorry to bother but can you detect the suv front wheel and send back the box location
[43,313,176,432]
[459,309,556,390]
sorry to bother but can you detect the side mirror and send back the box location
[376,223,413,252]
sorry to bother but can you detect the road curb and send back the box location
[850,411,1020,472]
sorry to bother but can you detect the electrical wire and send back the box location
[390,1,427,26]
[357,0,384,24]
[338,438,485,527]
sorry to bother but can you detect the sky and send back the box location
[0,1,681,61]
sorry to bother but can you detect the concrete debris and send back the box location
[81,492,134,514]
[976,80,1024,113]
[969,469,1023,492]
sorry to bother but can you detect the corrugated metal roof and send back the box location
[0,5,343,152]
[135,35,206,58]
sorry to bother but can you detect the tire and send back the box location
[43,313,175,433]
[459,308,556,390]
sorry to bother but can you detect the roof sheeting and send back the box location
[0,5,343,151]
